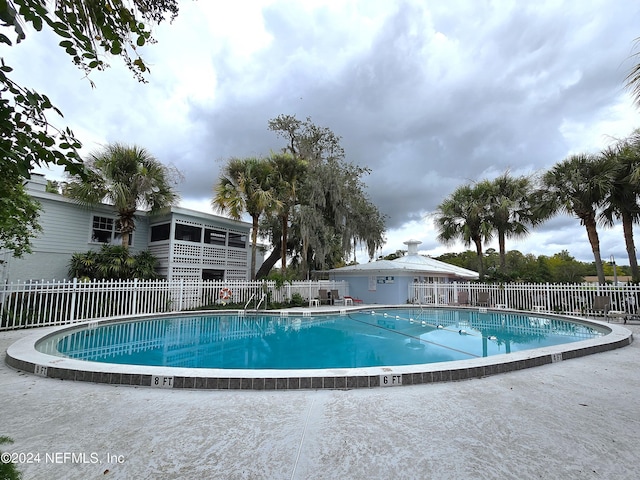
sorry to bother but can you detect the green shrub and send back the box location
[289,293,305,307]
[68,245,159,280]
[0,436,22,480]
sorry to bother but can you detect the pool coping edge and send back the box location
[4,307,634,390]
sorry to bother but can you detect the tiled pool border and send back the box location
[4,306,634,390]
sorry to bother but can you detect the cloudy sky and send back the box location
[6,0,640,264]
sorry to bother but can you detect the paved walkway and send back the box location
[1,324,639,480]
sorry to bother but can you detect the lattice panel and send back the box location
[172,267,200,275]
[226,269,248,280]
[227,259,247,267]
[173,243,202,264]
[202,246,226,264]
[227,249,248,267]
[171,267,201,281]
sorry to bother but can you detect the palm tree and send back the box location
[66,143,180,249]
[268,152,307,273]
[434,183,493,280]
[213,157,281,280]
[600,137,640,282]
[486,172,538,275]
[540,153,616,285]
[626,37,640,107]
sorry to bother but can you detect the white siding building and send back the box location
[0,175,258,283]
[147,207,255,281]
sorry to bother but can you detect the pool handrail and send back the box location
[244,293,256,310]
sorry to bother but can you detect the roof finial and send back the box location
[403,239,422,256]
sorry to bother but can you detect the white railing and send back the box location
[0,278,349,331]
[408,282,639,316]
[4,278,638,331]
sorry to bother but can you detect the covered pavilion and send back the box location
[327,240,479,304]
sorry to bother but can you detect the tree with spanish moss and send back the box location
[258,115,386,278]
[268,152,307,274]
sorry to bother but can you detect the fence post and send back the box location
[131,278,138,315]
[69,277,78,323]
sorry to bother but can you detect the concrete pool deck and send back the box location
[1,321,639,479]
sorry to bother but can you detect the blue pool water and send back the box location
[37,308,605,369]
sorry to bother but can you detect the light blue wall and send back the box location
[5,189,149,282]
[332,274,414,305]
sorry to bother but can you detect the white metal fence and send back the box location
[3,278,638,331]
[0,279,349,331]
[408,282,639,316]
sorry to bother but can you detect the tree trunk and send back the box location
[353,238,357,263]
[118,210,136,251]
[256,240,282,279]
[302,235,309,279]
[250,215,259,280]
[621,211,639,282]
[121,231,130,250]
[583,217,605,284]
[281,212,288,272]
[498,230,506,273]
[473,236,484,280]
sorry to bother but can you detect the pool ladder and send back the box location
[244,293,267,314]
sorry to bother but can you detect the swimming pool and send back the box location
[36,308,606,369]
[6,306,632,390]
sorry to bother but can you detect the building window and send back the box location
[228,232,247,248]
[202,269,224,281]
[150,223,171,242]
[174,223,202,242]
[204,228,226,245]
[91,216,131,245]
